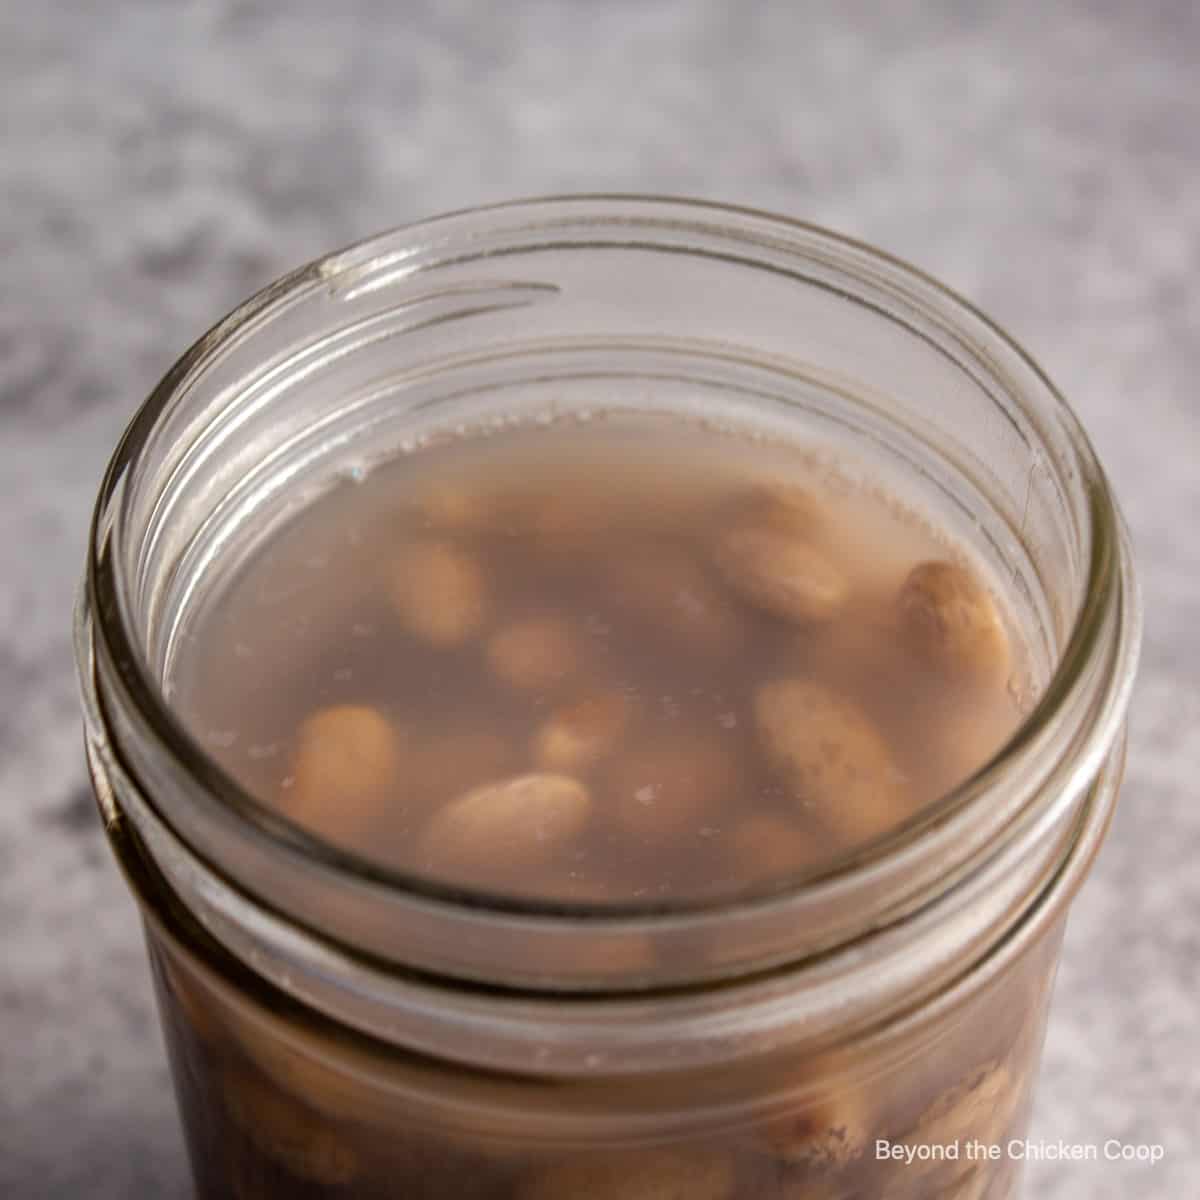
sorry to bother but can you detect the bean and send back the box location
[285,705,401,844]
[755,679,910,845]
[901,1061,1017,1163]
[727,481,829,538]
[534,693,631,773]
[486,617,580,691]
[387,539,487,646]
[898,561,1009,682]
[714,526,847,625]
[760,1078,873,1170]
[420,773,592,880]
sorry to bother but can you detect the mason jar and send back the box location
[75,197,1141,1199]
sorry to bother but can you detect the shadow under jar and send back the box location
[76,198,1140,1200]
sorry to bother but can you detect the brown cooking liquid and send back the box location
[174,416,1023,900]
[160,414,1041,1198]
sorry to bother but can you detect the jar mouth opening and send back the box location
[85,194,1141,932]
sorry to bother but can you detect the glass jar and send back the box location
[76,197,1141,1200]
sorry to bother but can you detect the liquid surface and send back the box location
[173,415,1024,903]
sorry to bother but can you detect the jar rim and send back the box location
[82,196,1142,994]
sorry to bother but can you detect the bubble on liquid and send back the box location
[248,742,281,761]
[332,667,353,682]
[717,711,738,729]
[205,728,238,749]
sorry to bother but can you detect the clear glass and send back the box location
[76,197,1140,1199]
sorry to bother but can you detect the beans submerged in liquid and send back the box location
[168,416,1034,1199]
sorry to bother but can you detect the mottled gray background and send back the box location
[1,1,1196,1196]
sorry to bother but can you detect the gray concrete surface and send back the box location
[1,1,1196,1196]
